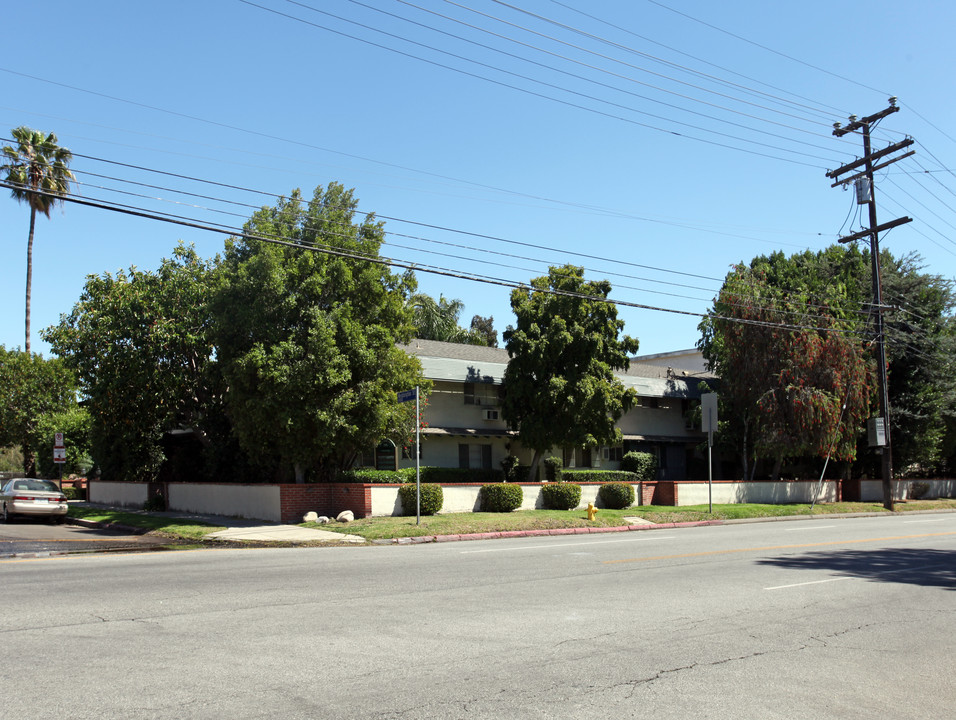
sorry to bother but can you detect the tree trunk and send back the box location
[25,207,36,355]
[526,450,542,483]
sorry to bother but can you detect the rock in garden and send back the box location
[318,516,331,524]
[303,511,319,523]
[336,510,354,523]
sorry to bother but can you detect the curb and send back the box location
[372,519,723,545]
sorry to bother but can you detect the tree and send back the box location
[2,127,75,354]
[211,182,427,483]
[502,265,639,481]
[699,247,890,480]
[409,293,489,345]
[0,346,79,477]
[470,314,497,347]
[44,245,221,481]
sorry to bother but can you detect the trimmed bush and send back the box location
[398,483,443,516]
[909,481,930,500]
[338,467,505,484]
[621,451,658,481]
[338,468,416,484]
[541,482,582,510]
[480,483,523,512]
[598,482,636,510]
[543,456,563,481]
[562,470,637,484]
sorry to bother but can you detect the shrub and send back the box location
[621,451,658,481]
[909,481,930,500]
[338,468,415,484]
[501,455,521,482]
[398,483,444,516]
[480,483,523,512]
[598,482,635,510]
[543,456,563,481]
[562,470,637,484]
[541,482,581,510]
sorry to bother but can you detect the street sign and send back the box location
[54,432,65,446]
[397,388,418,404]
[53,447,66,464]
[701,393,718,433]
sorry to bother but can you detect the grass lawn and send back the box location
[69,499,956,543]
[67,506,226,540]
[304,499,956,541]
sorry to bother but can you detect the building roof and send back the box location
[400,339,714,398]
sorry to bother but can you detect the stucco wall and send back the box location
[89,481,149,509]
[675,480,839,505]
[369,482,614,516]
[168,483,282,522]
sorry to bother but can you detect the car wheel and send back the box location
[2,504,12,523]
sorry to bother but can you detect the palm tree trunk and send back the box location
[25,206,36,355]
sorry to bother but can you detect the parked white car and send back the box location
[0,478,69,523]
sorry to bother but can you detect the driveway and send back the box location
[0,518,177,557]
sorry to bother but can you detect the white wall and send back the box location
[168,483,282,522]
[89,481,148,509]
[369,483,615,516]
[676,481,838,505]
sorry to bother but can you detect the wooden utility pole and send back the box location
[825,99,913,510]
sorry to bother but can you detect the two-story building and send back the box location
[398,339,712,480]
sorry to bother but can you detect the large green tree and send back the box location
[700,245,955,481]
[2,127,75,354]
[0,346,80,477]
[44,245,221,481]
[211,182,426,483]
[502,265,639,481]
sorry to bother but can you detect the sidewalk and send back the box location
[68,503,366,544]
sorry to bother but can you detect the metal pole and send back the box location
[708,408,713,513]
[415,386,421,525]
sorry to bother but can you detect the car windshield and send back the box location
[11,480,60,493]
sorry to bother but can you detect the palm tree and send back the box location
[2,127,75,354]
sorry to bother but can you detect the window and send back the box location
[458,443,492,470]
[464,381,500,406]
[604,446,623,462]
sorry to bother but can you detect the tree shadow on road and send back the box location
[757,548,956,590]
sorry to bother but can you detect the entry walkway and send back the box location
[70,503,366,544]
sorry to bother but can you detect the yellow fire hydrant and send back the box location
[587,502,599,521]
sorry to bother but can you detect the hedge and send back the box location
[398,483,444,516]
[598,482,635,510]
[621,451,658,481]
[543,456,563,481]
[540,482,581,510]
[561,470,638,484]
[480,483,523,512]
[338,467,504,484]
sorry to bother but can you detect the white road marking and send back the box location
[903,518,947,524]
[460,536,675,554]
[785,525,836,531]
[765,577,856,590]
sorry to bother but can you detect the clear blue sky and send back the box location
[2,0,954,358]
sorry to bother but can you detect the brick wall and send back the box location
[278,483,372,523]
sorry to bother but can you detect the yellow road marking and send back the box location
[602,531,956,565]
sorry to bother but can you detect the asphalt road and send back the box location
[2,512,954,719]
[0,518,175,557]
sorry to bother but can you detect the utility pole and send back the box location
[825,98,913,511]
